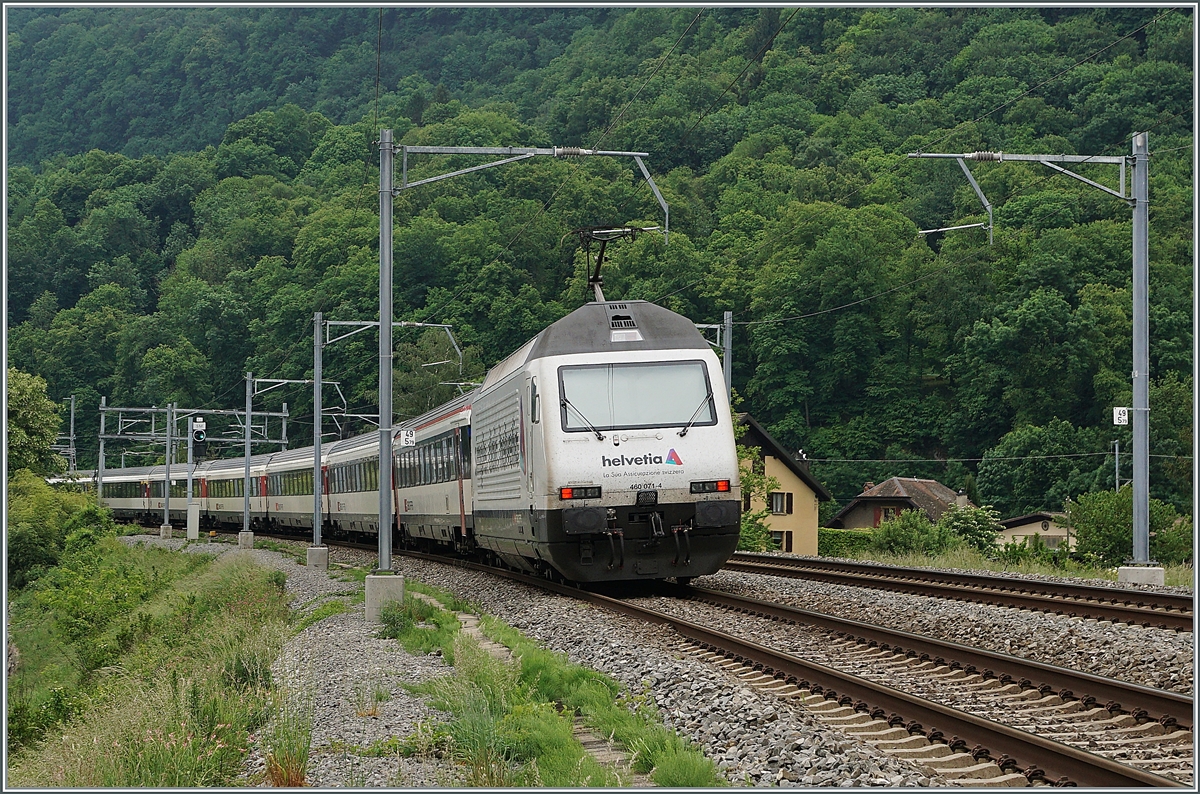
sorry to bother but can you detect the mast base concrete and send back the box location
[365,574,404,623]
[159,524,173,539]
[238,530,255,549]
[1117,566,1165,586]
[186,504,200,540]
[307,546,329,570]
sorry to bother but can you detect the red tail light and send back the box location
[560,486,601,500]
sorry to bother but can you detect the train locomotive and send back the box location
[87,299,743,584]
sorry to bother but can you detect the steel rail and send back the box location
[726,554,1194,632]
[390,549,1183,788]
[684,585,1193,729]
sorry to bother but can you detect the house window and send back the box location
[770,492,792,515]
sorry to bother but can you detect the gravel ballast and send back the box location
[119,534,1192,786]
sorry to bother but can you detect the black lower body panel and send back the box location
[474,503,740,583]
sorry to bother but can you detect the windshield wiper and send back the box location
[561,397,605,440]
[677,392,713,437]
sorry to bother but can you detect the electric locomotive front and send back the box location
[471,300,741,583]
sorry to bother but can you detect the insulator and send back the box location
[555,147,587,157]
[968,151,1002,161]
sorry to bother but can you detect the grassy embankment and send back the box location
[344,578,724,787]
[6,528,295,787]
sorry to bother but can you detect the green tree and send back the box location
[934,503,1001,553]
[1068,486,1191,567]
[7,368,63,475]
[6,470,93,589]
[975,419,1109,517]
[732,398,781,552]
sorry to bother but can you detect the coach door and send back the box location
[524,374,546,502]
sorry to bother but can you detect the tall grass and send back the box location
[263,684,313,787]
[852,546,1195,587]
[7,554,289,787]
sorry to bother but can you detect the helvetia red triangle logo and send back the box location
[665,449,683,465]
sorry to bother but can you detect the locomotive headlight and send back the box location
[560,486,601,500]
[690,480,731,493]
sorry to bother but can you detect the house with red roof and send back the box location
[824,477,971,529]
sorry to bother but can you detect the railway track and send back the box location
[653,586,1193,786]
[194,531,1190,785]
[386,549,1186,787]
[726,553,1195,632]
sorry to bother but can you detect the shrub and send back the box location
[818,528,873,557]
[934,503,1001,553]
[1069,487,1191,566]
[6,469,94,589]
[870,509,960,555]
[62,504,118,554]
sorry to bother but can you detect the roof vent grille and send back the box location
[608,303,628,310]
[610,315,637,329]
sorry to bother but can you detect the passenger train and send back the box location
[80,300,742,583]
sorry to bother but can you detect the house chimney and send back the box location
[863,481,875,492]
[956,489,969,507]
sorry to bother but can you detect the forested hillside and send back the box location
[7,7,1193,516]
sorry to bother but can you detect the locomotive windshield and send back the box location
[558,360,715,432]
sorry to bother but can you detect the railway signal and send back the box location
[192,418,207,458]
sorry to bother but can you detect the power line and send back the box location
[611,8,798,226]
[644,10,1182,319]
[727,109,1191,329]
[416,9,706,325]
[809,452,1192,464]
